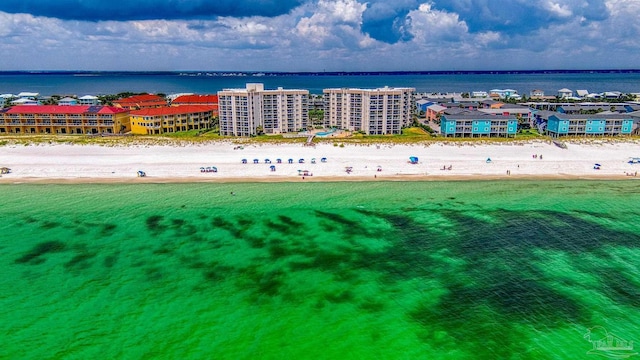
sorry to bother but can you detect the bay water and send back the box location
[1,180,639,359]
[1,71,640,96]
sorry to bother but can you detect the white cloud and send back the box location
[542,1,573,18]
[0,12,71,42]
[0,0,640,71]
[408,3,469,43]
[295,0,368,47]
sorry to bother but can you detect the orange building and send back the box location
[113,94,167,110]
[0,105,130,134]
[130,105,216,135]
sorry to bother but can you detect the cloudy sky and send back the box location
[1,0,639,71]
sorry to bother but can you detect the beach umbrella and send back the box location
[242,159,247,164]
[409,156,418,164]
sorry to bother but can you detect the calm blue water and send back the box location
[1,71,639,96]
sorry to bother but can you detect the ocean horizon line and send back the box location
[2,69,640,77]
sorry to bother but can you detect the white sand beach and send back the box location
[1,140,640,183]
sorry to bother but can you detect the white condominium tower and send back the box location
[323,86,415,135]
[218,83,309,136]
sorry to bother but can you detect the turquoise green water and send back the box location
[1,181,639,359]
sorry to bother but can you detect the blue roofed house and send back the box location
[416,99,434,113]
[546,113,635,137]
[624,104,640,113]
[440,111,518,138]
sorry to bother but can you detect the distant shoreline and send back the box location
[2,69,640,77]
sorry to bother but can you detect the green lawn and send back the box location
[1,127,638,147]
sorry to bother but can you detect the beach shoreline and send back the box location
[1,139,640,184]
[2,174,639,184]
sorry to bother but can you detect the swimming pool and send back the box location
[316,128,337,137]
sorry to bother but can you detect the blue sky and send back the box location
[0,0,638,71]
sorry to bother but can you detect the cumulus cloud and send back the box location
[432,0,611,34]
[0,0,304,21]
[0,0,639,71]
[361,0,420,43]
[407,3,468,43]
[295,0,369,48]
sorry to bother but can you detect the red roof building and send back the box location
[113,94,167,110]
[172,94,218,115]
[172,94,218,105]
[0,105,130,134]
[3,105,128,115]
